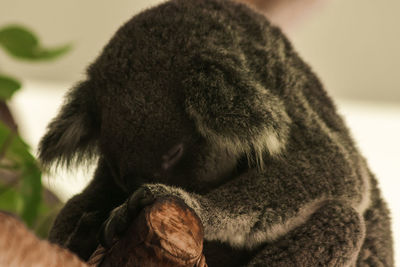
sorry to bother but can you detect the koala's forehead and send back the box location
[87,0,271,81]
[98,70,188,125]
[101,72,182,114]
[86,0,294,158]
[86,0,278,115]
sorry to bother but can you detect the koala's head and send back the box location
[38,0,292,193]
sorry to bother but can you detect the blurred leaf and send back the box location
[0,23,69,232]
[0,121,10,146]
[20,162,42,226]
[0,181,22,212]
[0,121,42,227]
[0,177,61,238]
[0,25,72,61]
[0,122,30,165]
[34,201,61,238]
[0,74,21,100]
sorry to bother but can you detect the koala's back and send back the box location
[86,0,393,265]
[170,0,394,265]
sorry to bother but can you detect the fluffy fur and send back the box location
[39,0,393,266]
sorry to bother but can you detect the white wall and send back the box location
[0,0,163,81]
[1,0,399,102]
[290,0,400,102]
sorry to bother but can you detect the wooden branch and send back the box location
[0,197,206,266]
[0,211,88,267]
[89,197,207,267]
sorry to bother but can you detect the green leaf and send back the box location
[34,44,72,60]
[0,122,32,165]
[0,74,21,100]
[0,120,11,144]
[0,121,43,227]
[0,181,22,213]
[20,162,42,227]
[33,202,61,238]
[0,25,72,61]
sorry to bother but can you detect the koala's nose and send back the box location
[161,143,184,170]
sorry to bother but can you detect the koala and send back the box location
[38,0,394,266]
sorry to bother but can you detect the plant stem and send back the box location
[0,100,18,132]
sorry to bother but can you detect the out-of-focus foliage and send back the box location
[0,122,42,227]
[0,25,72,61]
[0,75,21,101]
[0,24,70,236]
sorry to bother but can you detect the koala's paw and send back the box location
[99,186,155,248]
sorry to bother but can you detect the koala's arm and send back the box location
[246,200,365,266]
[143,171,365,266]
[49,160,127,261]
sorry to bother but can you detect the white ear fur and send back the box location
[38,82,98,167]
[186,81,291,169]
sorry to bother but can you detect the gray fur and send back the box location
[38,0,393,265]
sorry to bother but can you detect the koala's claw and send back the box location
[127,186,156,214]
[99,204,128,248]
[99,186,156,248]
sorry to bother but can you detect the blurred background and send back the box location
[0,0,399,263]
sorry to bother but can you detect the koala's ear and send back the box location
[38,81,99,167]
[183,53,291,167]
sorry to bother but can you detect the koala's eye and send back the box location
[162,143,184,170]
